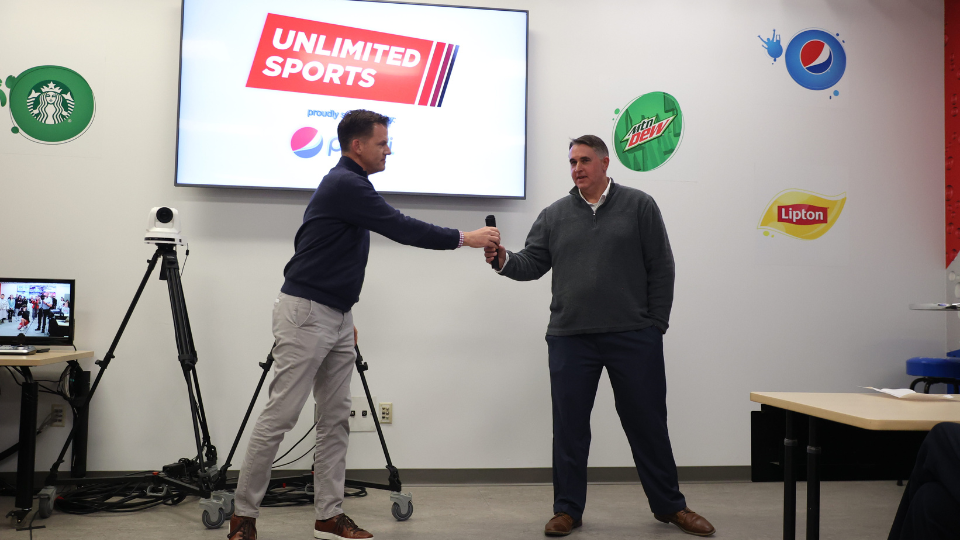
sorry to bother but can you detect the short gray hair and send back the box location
[569,135,608,159]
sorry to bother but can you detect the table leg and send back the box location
[71,369,91,478]
[784,410,797,540]
[806,416,821,540]
[13,367,38,522]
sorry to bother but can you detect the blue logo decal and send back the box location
[758,29,783,63]
[784,29,846,90]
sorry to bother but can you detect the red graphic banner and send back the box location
[246,13,458,107]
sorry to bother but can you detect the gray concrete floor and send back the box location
[3,481,903,539]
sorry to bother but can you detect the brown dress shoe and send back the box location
[314,513,374,539]
[228,515,257,540]
[544,512,582,536]
[654,507,716,536]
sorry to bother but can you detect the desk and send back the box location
[1,351,93,525]
[750,392,960,540]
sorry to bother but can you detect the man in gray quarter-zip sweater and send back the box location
[485,135,716,538]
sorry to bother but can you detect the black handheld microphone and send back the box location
[485,215,500,271]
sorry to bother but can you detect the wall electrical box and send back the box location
[348,395,376,432]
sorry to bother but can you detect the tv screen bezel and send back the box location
[0,278,76,347]
[173,0,529,199]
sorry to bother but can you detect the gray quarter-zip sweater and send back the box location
[500,179,675,336]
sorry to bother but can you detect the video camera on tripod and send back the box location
[42,207,233,528]
[144,206,186,246]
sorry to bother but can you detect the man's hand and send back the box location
[354,325,358,345]
[463,226,500,249]
[485,244,506,269]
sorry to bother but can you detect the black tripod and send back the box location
[217,343,413,521]
[42,242,234,528]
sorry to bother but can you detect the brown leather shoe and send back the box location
[228,515,257,540]
[654,507,716,536]
[544,512,582,536]
[314,513,373,539]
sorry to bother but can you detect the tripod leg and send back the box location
[159,245,213,492]
[45,249,161,483]
[218,344,277,489]
[354,346,402,492]
[192,369,217,464]
[87,249,162,404]
[182,371,211,493]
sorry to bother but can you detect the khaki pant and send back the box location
[235,292,355,520]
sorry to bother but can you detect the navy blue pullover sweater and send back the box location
[281,156,460,312]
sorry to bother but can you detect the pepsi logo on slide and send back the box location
[291,127,324,158]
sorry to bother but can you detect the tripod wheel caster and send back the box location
[391,501,413,521]
[202,508,225,529]
[38,486,57,518]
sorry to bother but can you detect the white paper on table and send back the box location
[862,387,958,401]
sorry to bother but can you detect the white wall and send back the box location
[0,0,945,474]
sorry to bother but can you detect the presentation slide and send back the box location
[177,0,528,197]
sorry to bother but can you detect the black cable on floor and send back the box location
[259,478,366,507]
[55,480,189,514]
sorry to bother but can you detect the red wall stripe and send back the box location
[946,0,960,266]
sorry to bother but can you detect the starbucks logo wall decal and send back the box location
[3,65,95,144]
[28,81,75,125]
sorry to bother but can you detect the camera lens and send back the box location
[156,207,174,224]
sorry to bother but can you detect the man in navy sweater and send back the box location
[229,110,499,540]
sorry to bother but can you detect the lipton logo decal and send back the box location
[247,13,459,107]
[758,189,846,240]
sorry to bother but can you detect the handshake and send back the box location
[462,215,506,270]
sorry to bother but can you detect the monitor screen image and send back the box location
[176,0,528,197]
[0,278,75,346]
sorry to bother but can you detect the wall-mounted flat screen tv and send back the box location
[176,0,528,197]
[0,278,75,347]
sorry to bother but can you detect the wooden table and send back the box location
[750,392,960,540]
[2,350,93,525]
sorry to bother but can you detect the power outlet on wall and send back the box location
[379,402,392,424]
[349,396,376,432]
[51,404,65,427]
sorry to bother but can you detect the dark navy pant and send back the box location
[888,422,960,540]
[546,326,686,521]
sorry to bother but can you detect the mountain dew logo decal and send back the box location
[612,91,683,172]
[620,114,676,152]
[0,65,94,144]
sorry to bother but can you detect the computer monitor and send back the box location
[0,278,75,346]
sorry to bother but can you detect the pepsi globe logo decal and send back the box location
[784,29,845,91]
[799,39,832,74]
[291,127,323,158]
[761,28,846,96]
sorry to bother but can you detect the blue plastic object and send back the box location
[906,357,960,393]
[907,357,960,377]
